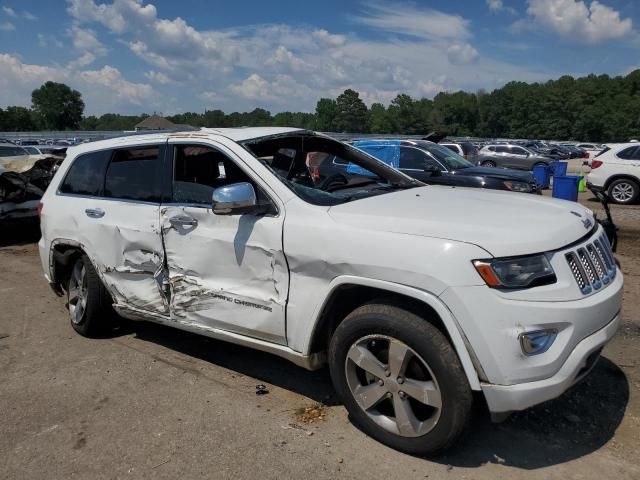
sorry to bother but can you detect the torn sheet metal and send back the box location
[160,205,289,344]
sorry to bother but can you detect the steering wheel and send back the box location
[318,173,349,191]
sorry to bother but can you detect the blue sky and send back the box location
[1,0,638,115]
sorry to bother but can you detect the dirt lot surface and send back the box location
[1,192,639,480]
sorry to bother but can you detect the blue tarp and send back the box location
[348,140,401,175]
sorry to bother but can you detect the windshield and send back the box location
[421,144,474,170]
[243,133,421,206]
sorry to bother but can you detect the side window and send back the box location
[0,146,23,157]
[104,146,163,202]
[400,147,433,170]
[617,147,638,160]
[443,145,457,154]
[172,144,271,206]
[487,146,496,152]
[59,150,111,196]
[511,147,527,155]
[496,146,510,154]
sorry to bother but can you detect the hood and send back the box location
[328,186,594,257]
[456,166,535,182]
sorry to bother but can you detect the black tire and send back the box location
[607,178,639,205]
[67,254,113,337]
[481,160,496,167]
[328,304,472,456]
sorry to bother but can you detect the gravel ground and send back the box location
[0,191,638,480]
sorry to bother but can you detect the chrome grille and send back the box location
[565,232,616,295]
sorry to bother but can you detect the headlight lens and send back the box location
[503,180,531,192]
[473,255,556,288]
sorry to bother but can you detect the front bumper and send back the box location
[481,313,619,412]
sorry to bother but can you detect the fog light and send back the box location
[519,329,557,356]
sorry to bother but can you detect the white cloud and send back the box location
[2,6,16,17]
[144,70,171,84]
[356,1,471,41]
[0,53,157,114]
[79,65,154,105]
[37,33,63,48]
[23,11,37,21]
[230,74,271,100]
[524,0,633,43]
[69,26,107,56]
[487,0,518,15]
[0,20,14,31]
[447,43,479,65]
[13,0,565,114]
[67,52,97,69]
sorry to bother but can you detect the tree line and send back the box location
[2,71,640,142]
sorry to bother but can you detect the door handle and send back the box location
[85,208,105,218]
[169,215,198,228]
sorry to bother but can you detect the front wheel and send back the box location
[328,304,472,456]
[481,160,496,167]
[608,178,638,204]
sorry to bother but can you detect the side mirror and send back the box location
[212,182,257,215]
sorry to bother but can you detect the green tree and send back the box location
[31,81,85,130]
[368,103,392,133]
[315,98,337,131]
[1,106,37,131]
[334,89,369,133]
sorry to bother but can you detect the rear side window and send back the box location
[59,150,111,196]
[496,146,509,153]
[617,147,639,160]
[104,146,163,202]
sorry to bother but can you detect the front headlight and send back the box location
[473,255,556,289]
[503,180,531,192]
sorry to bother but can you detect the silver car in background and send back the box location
[477,144,552,171]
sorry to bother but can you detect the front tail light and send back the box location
[591,160,603,169]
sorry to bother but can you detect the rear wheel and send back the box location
[481,160,496,167]
[608,178,638,204]
[67,255,113,337]
[328,304,472,456]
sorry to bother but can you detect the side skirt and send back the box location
[113,303,326,371]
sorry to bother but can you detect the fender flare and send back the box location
[309,275,482,390]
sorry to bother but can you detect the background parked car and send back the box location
[440,142,479,162]
[587,143,640,204]
[312,139,539,193]
[477,144,552,170]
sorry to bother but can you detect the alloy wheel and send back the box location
[611,182,635,203]
[344,335,442,438]
[68,261,88,325]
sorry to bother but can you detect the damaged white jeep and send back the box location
[39,128,623,454]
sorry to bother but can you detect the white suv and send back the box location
[587,143,640,204]
[38,128,622,455]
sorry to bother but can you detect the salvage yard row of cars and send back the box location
[34,127,622,455]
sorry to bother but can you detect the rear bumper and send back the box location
[586,182,604,192]
[481,313,620,413]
